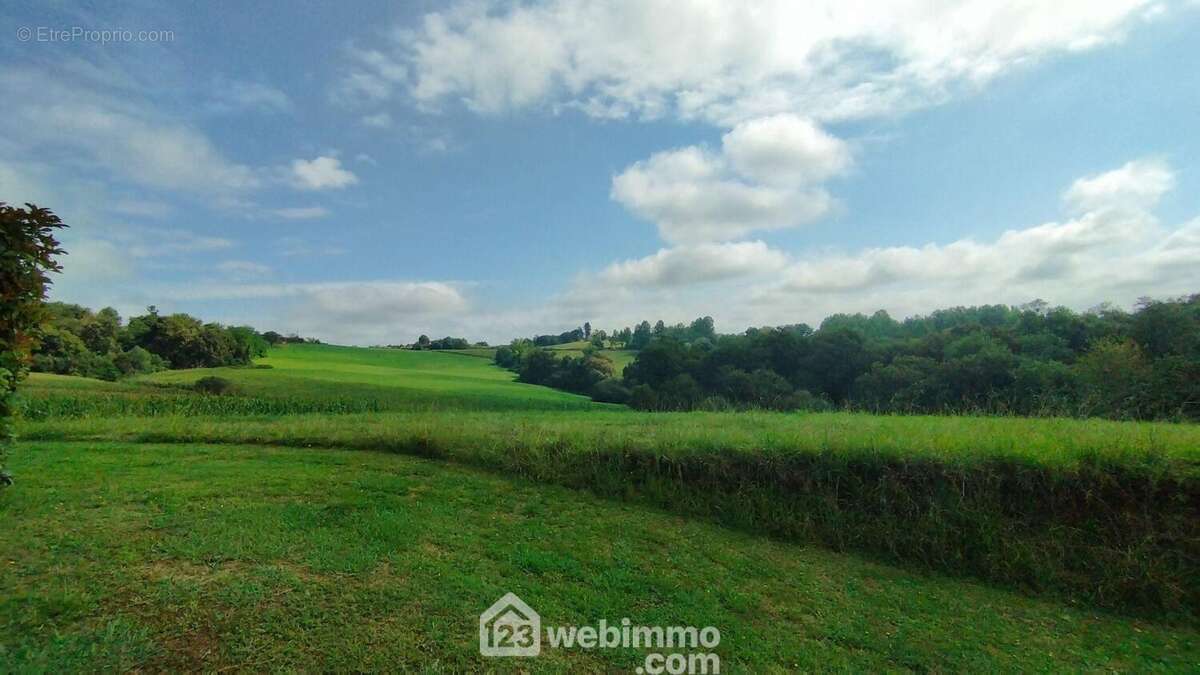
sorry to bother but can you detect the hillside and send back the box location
[5,343,1200,670]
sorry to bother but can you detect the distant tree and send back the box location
[518,349,559,385]
[1,203,68,486]
[1075,338,1152,419]
[113,346,168,376]
[583,321,592,339]
[591,378,630,404]
[80,307,121,354]
[629,321,653,350]
[417,334,431,349]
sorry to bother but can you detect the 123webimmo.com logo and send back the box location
[479,592,541,657]
[479,592,721,673]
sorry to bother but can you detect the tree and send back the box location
[1,203,68,486]
[629,321,653,350]
[1075,338,1152,419]
[583,321,592,339]
[417,334,431,349]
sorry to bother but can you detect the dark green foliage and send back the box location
[410,336,471,350]
[534,446,1198,619]
[532,328,583,346]
[590,377,630,404]
[30,303,272,377]
[1,202,67,485]
[619,295,1200,419]
[193,376,237,395]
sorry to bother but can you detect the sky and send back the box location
[1,0,1198,345]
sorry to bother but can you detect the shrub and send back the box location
[194,376,238,395]
[590,378,630,404]
[781,389,832,412]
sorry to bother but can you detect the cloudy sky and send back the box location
[2,1,1198,344]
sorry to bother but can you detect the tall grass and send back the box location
[15,392,385,418]
[22,409,1200,620]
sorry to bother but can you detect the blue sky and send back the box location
[2,1,1198,344]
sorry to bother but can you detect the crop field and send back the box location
[5,343,1200,670]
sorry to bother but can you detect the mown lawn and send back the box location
[2,441,1196,672]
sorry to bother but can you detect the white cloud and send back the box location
[612,114,850,243]
[362,112,393,128]
[274,236,350,257]
[268,206,330,220]
[384,0,1159,125]
[555,158,1199,338]
[1063,157,1175,213]
[217,260,273,278]
[150,280,471,344]
[109,199,174,218]
[755,158,1191,308]
[207,79,292,115]
[98,225,235,259]
[335,47,409,105]
[0,66,260,194]
[290,156,359,190]
[722,115,852,185]
[597,241,788,287]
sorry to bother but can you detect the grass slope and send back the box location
[546,341,637,372]
[26,408,1200,618]
[24,343,605,413]
[3,441,1196,672]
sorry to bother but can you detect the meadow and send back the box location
[5,343,1199,670]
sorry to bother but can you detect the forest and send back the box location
[498,296,1200,420]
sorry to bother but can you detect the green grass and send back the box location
[23,408,1200,617]
[20,343,605,414]
[2,441,1196,672]
[7,342,1200,667]
[545,341,637,372]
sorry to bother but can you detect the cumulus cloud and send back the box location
[374,0,1158,125]
[612,114,849,243]
[597,241,788,287]
[152,280,471,344]
[290,156,359,190]
[756,158,1192,309]
[722,115,852,185]
[556,158,1199,338]
[1063,157,1175,213]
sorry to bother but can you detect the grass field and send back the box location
[3,442,1197,672]
[5,343,1200,670]
[545,340,637,372]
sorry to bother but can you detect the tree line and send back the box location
[496,296,1200,421]
[30,302,288,380]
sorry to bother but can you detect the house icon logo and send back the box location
[479,592,541,657]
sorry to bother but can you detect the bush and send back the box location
[781,389,832,412]
[590,378,630,404]
[194,376,238,395]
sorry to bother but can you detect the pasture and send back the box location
[5,343,1199,670]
